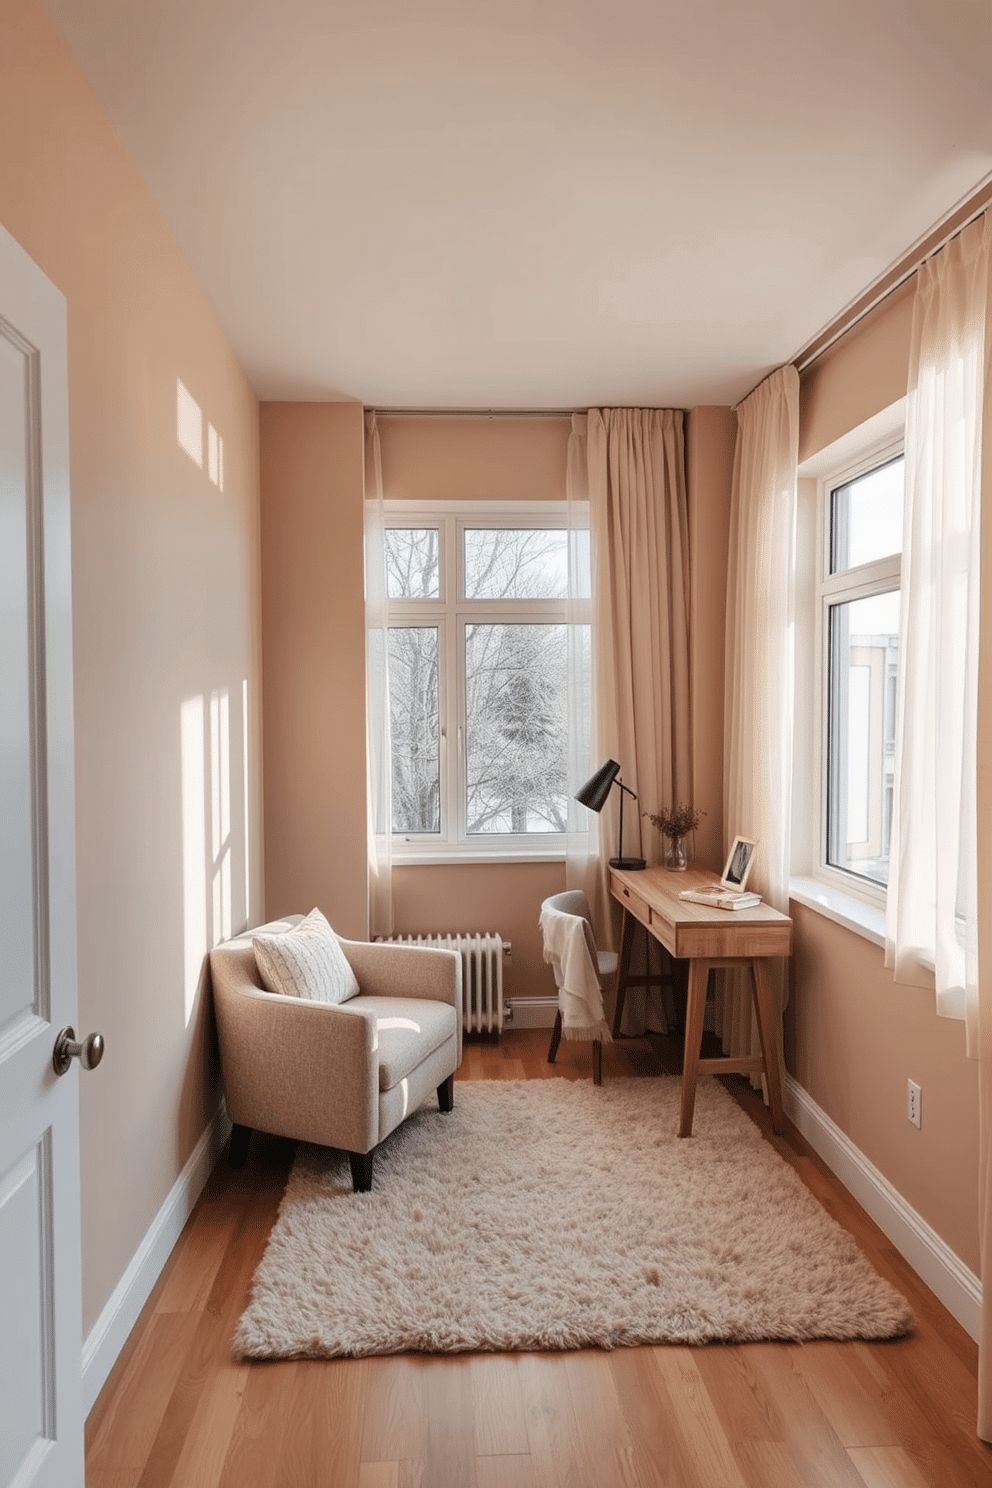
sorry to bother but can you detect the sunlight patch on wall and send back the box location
[177,378,203,468]
[181,687,242,1027]
[208,422,224,491]
[242,679,251,915]
[180,695,207,1027]
[211,690,232,945]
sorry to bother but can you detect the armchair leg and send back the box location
[592,1040,602,1086]
[547,1009,563,1065]
[349,1150,375,1193]
[228,1124,251,1168]
[437,1074,455,1112]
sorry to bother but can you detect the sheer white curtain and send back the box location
[886,212,991,1054]
[976,209,992,1444]
[720,366,799,1058]
[364,411,393,938]
[582,407,691,1033]
[877,212,992,1440]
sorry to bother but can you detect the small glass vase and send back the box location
[664,834,688,871]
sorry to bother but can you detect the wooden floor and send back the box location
[86,1028,992,1488]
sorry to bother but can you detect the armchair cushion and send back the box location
[253,907,359,1005]
[338,995,458,1092]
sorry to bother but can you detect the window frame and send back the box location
[791,400,906,941]
[383,499,588,864]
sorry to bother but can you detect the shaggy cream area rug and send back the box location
[233,1076,913,1359]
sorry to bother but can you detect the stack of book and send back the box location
[678,886,762,912]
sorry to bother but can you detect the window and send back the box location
[382,503,589,859]
[823,454,904,889]
[792,402,906,931]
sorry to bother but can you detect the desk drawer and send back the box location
[612,875,652,931]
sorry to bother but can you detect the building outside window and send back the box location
[824,453,904,888]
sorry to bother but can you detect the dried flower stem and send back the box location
[643,803,704,841]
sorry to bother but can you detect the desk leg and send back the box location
[678,959,710,1138]
[751,959,786,1135]
[612,909,637,1038]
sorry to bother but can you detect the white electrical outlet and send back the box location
[907,1078,922,1129]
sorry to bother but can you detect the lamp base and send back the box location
[609,855,646,871]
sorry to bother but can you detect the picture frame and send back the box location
[720,835,757,892]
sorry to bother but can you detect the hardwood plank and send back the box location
[744,1345,876,1487]
[516,1350,587,1488]
[422,1355,478,1488]
[362,1355,428,1464]
[563,1350,634,1488]
[216,1361,299,1488]
[86,1311,202,1475]
[647,1348,749,1488]
[846,1444,938,1488]
[609,1343,701,1487]
[276,1357,371,1488]
[731,1439,812,1488]
[614,1445,648,1488]
[163,1356,251,1488]
[692,1343,786,1446]
[475,1455,539,1488]
[358,1464,400,1488]
[469,1353,530,1458]
[153,1210,240,1315]
[788,1341,902,1448]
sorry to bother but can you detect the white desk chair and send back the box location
[540,890,617,1085]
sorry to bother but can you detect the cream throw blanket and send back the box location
[539,905,612,1043]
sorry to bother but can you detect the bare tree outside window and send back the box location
[383,522,585,843]
[388,626,440,833]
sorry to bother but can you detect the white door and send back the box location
[0,222,87,1486]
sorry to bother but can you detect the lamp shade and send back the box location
[574,759,621,813]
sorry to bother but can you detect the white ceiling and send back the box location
[44,0,992,409]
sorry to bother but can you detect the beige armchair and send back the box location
[209,916,462,1191]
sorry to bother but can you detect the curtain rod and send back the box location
[793,173,992,374]
[371,407,579,420]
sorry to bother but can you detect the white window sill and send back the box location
[789,875,886,948]
[392,849,566,867]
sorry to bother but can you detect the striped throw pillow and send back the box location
[252,908,359,1005]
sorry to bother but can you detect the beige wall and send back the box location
[686,406,736,872]
[799,279,914,462]
[794,283,981,1274]
[378,414,571,504]
[0,0,263,1332]
[259,402,368,939]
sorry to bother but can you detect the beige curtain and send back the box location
[719,366,799,1059]
[583,408,691,1033]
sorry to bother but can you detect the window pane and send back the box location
[827,590,899,885]
[465,623,568,834]
[387,627,440,833]
[385,528,440,599]
[830,456,904,574]
[464,529,568,599]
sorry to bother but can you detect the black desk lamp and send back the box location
[575,759,646,870]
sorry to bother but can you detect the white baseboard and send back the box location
[82,1102,232,1415]
[783,1074,981,1341]
[506,996,558,1029]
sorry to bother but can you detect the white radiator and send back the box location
[381,932,504,1035]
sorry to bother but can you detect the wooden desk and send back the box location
[610,865,792,1137]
